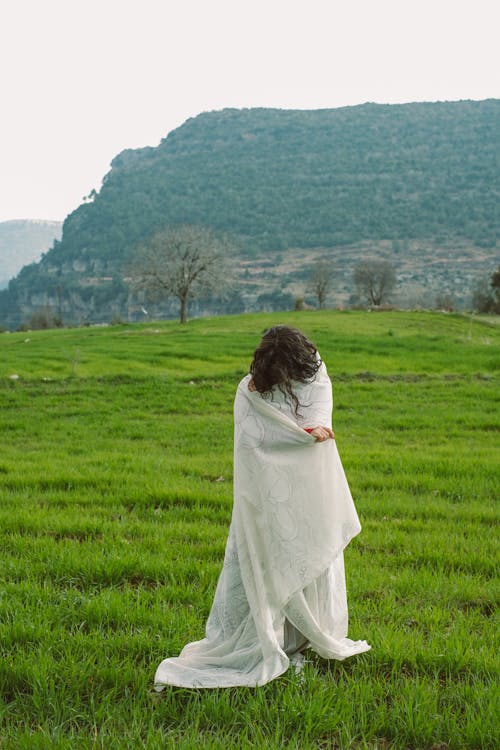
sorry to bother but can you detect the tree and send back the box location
[25,307,62,330]
[471,277,494,313]
[472,266,500,313]
[353,259,397,307]
[309,260,334,309]
[491,266,500,313]
[130,225,235,323]
[435,292,455,312]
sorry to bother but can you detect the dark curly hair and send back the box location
[249,325,321,415]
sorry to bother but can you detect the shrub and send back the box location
[25,308,63,330]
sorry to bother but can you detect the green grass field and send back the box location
[0,311,498,749]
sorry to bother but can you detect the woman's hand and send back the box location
[309,426,335,442]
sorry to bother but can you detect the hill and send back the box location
[1,100,499,328]
[0,219,62,289]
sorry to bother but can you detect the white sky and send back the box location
[1,0,498,223]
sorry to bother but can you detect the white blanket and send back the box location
[154,362,371,689]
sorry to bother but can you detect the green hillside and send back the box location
[36,100,500,256]
[0,311,498,748]
[1,100,499,328]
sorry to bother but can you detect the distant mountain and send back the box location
[1,100,499,328]
[0,220,62,289]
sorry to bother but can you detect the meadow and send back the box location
[0,310,498,749]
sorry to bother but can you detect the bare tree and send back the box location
[353,259,397,307]
[309,260,334,309]
[435,292,455,312]
[490,265,500,313]
[472,267,500,313]
[129,225,235,323]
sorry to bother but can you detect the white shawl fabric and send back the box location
[154,361,371,689]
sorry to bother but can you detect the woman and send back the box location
[154,325,371,689]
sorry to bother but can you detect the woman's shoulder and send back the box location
[315,350,327,369]
[317,359,329,379]
[303,354,329,384]
[237,373,252,392]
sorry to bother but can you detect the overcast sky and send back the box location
[1,0,498,224]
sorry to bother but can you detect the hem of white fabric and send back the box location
[153,658,291,691]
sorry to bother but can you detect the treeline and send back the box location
[7,254,499,332]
